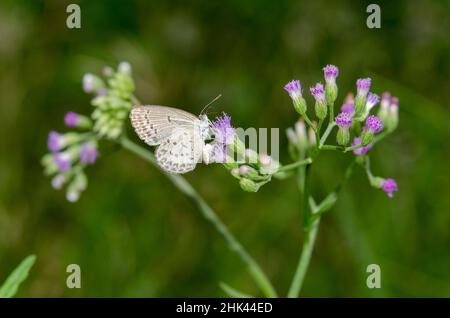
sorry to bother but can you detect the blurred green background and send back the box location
[0,0,449,297]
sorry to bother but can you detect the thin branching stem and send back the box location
[119,135,278,297]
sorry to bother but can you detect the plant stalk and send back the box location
[120,136,277,297]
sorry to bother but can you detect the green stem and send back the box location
[120,136,277,297]
[319,122,336,146]
[277,158,312,173]
[321,144,344,151]
[288,159,356,297]
[287,164,315,297]
[302,113,316,133]
[287,218,320,298]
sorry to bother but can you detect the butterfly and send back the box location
[130,105,213,174]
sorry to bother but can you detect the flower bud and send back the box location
[51,174,66,190]
[323,65,339,104]
[231,168,240,178]
[310,83,327,120]
[354,78,371,118]
[385,97,399,132]
[335,112,352,145]
[307,126,316,147]
[295,119,309,150]
[381,178,398,198]
[118,61,132,75]
[337,128,350,146]
[377,92,391,122]
[359,92,380,120]
[83,73,104,94]
[239,178,259,192]
[259,154,279,175]
[244,148,258,164]
[64,111,93,129]
[284,80,307,115]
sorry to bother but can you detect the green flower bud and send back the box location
[361,129,374,146]
[293,96,307,115]
[239,178,259,192]
[325,82,338,105]
[336,128,350,146]
[354,95,366,118]
[315,100,328,120]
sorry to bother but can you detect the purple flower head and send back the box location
[356,78,371,96]
[53,152,72,172]
[364,115,383,133]
[366,92,380,110]
[341,102,355,115]
[284,80,302,100]
[79,143,98,165]
[382,178,398,198]
[310,83,325,102]
[48,131,63,152]
[323,65,339,83]
[335,112,353,128]
[64,112,80,127]
[213,113,235,145]
[352,137,372,155]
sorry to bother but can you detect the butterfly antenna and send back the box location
[201,94,222,115]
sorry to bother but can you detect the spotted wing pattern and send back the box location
[155,127,204,174]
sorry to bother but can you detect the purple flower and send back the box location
[381,178,398,198]
[341,102,355,115]
[364,115,383,133]
[323,65,339,83]
[284,80,302,100]
[310,83,325,102]
[213,113,235,145]
[79,143,98,165]
[64,112,80,127]
[48,131,63,152]
[366,92,380,111]
[352,137,372,155]
[53,152,72,172]
[335,112,353,128]
[356,78,371,96]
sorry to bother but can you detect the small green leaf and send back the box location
[0,255,36,298]
[219,282,254,298]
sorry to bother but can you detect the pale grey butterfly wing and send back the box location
[130,105,200,146]
[155,127,204,174]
